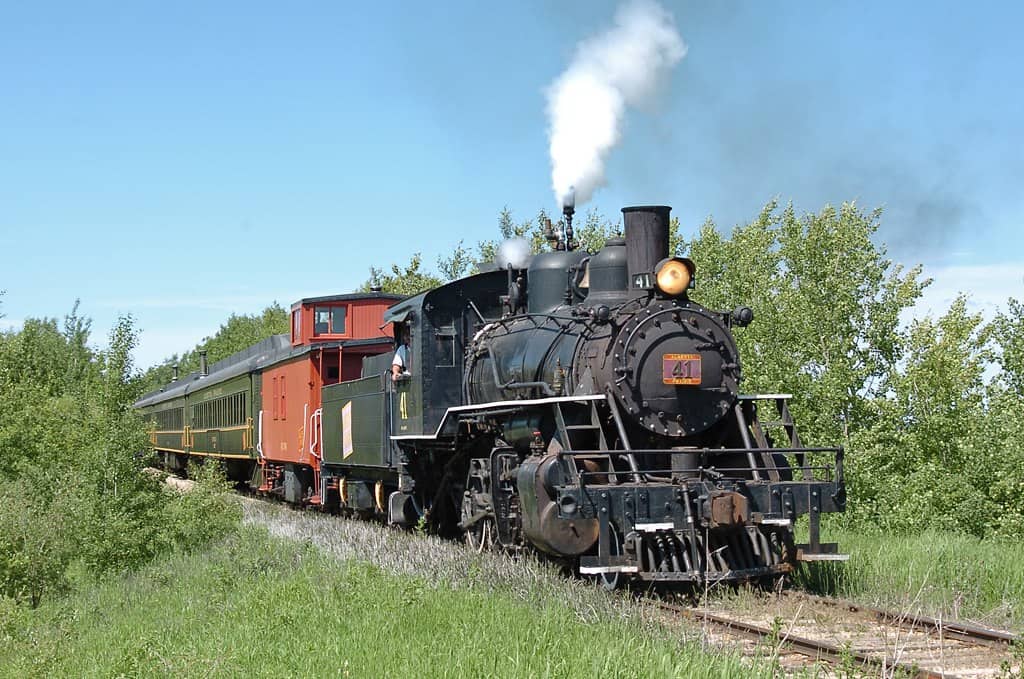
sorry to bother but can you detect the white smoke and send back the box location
[546,0,686,207]
[495,237,533,270]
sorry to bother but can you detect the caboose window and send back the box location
[331,306,347,334]
[292,309,301,342]
[314,307,330,335]
[313,305,347,336]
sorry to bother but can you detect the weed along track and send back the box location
[656,593,1022,677]
[161,470,1021,676]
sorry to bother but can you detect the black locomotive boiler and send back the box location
[382,203,846,585]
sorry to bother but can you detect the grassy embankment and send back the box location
[1,511,761,678]
[794,524,1024,630]
[5,495,1021,677]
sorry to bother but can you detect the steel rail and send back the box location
[659,601,947,679]
[785,592,1020,649]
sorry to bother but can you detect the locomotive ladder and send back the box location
[552,399,607,451]
[737,394,846,561]
[551,394,643,484]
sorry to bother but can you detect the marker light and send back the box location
[654,258,695,296]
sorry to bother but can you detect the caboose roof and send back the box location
[292,292,404,307]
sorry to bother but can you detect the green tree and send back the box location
[977,298,1024,537]
[849,297,991,533]
[687,201,927,446]
[991,298,1024,396]
[359,253,445,297]
[475,206,549,264]
[437,240,474,281]
[0,306,239,606]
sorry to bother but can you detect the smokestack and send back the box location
[199,350,208,378]
[172,364,179,382]
[622,205,670,290]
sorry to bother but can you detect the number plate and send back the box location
[662,353,701,385]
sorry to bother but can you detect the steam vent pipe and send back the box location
[622,205,671,290]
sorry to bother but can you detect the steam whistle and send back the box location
[543,187,578,252]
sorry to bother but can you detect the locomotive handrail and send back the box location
[559,445,843,459]
[390,394,607,441]
[603,388,643,483]
[309,407,322,460]
[560,445,845,485]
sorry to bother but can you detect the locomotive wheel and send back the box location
[589,524,624,591]
[465,516,495,552]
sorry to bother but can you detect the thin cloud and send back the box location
[911,261,1024,321]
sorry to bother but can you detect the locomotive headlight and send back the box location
[654,257,696,296]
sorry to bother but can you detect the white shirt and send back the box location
[392,344,410,373]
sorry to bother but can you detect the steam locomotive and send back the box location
[137,203,846,585]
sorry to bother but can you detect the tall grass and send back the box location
[793,525,1024,629]
[0,527,761,678]
[244,501,632,622]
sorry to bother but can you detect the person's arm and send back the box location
[391,345,406,381]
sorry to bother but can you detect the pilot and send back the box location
[391,326,411,382]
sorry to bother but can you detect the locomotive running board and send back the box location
[633,522,675,532]
[580,555,639,574]
[795,543,850,562]
[389,394,607,441]
[580,565,640,575]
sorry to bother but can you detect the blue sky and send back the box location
[2,1,1022,368]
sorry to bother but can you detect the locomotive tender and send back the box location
[137,203,846,585]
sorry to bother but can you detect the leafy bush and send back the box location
[0,305,239,607]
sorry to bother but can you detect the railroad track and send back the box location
[659,593,1021,677]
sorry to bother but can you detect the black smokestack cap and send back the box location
[622,205,671,290]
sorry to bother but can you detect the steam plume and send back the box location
[547,0,686,207]
[496,237,532,270]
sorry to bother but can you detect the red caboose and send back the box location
[254,293,403,503]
